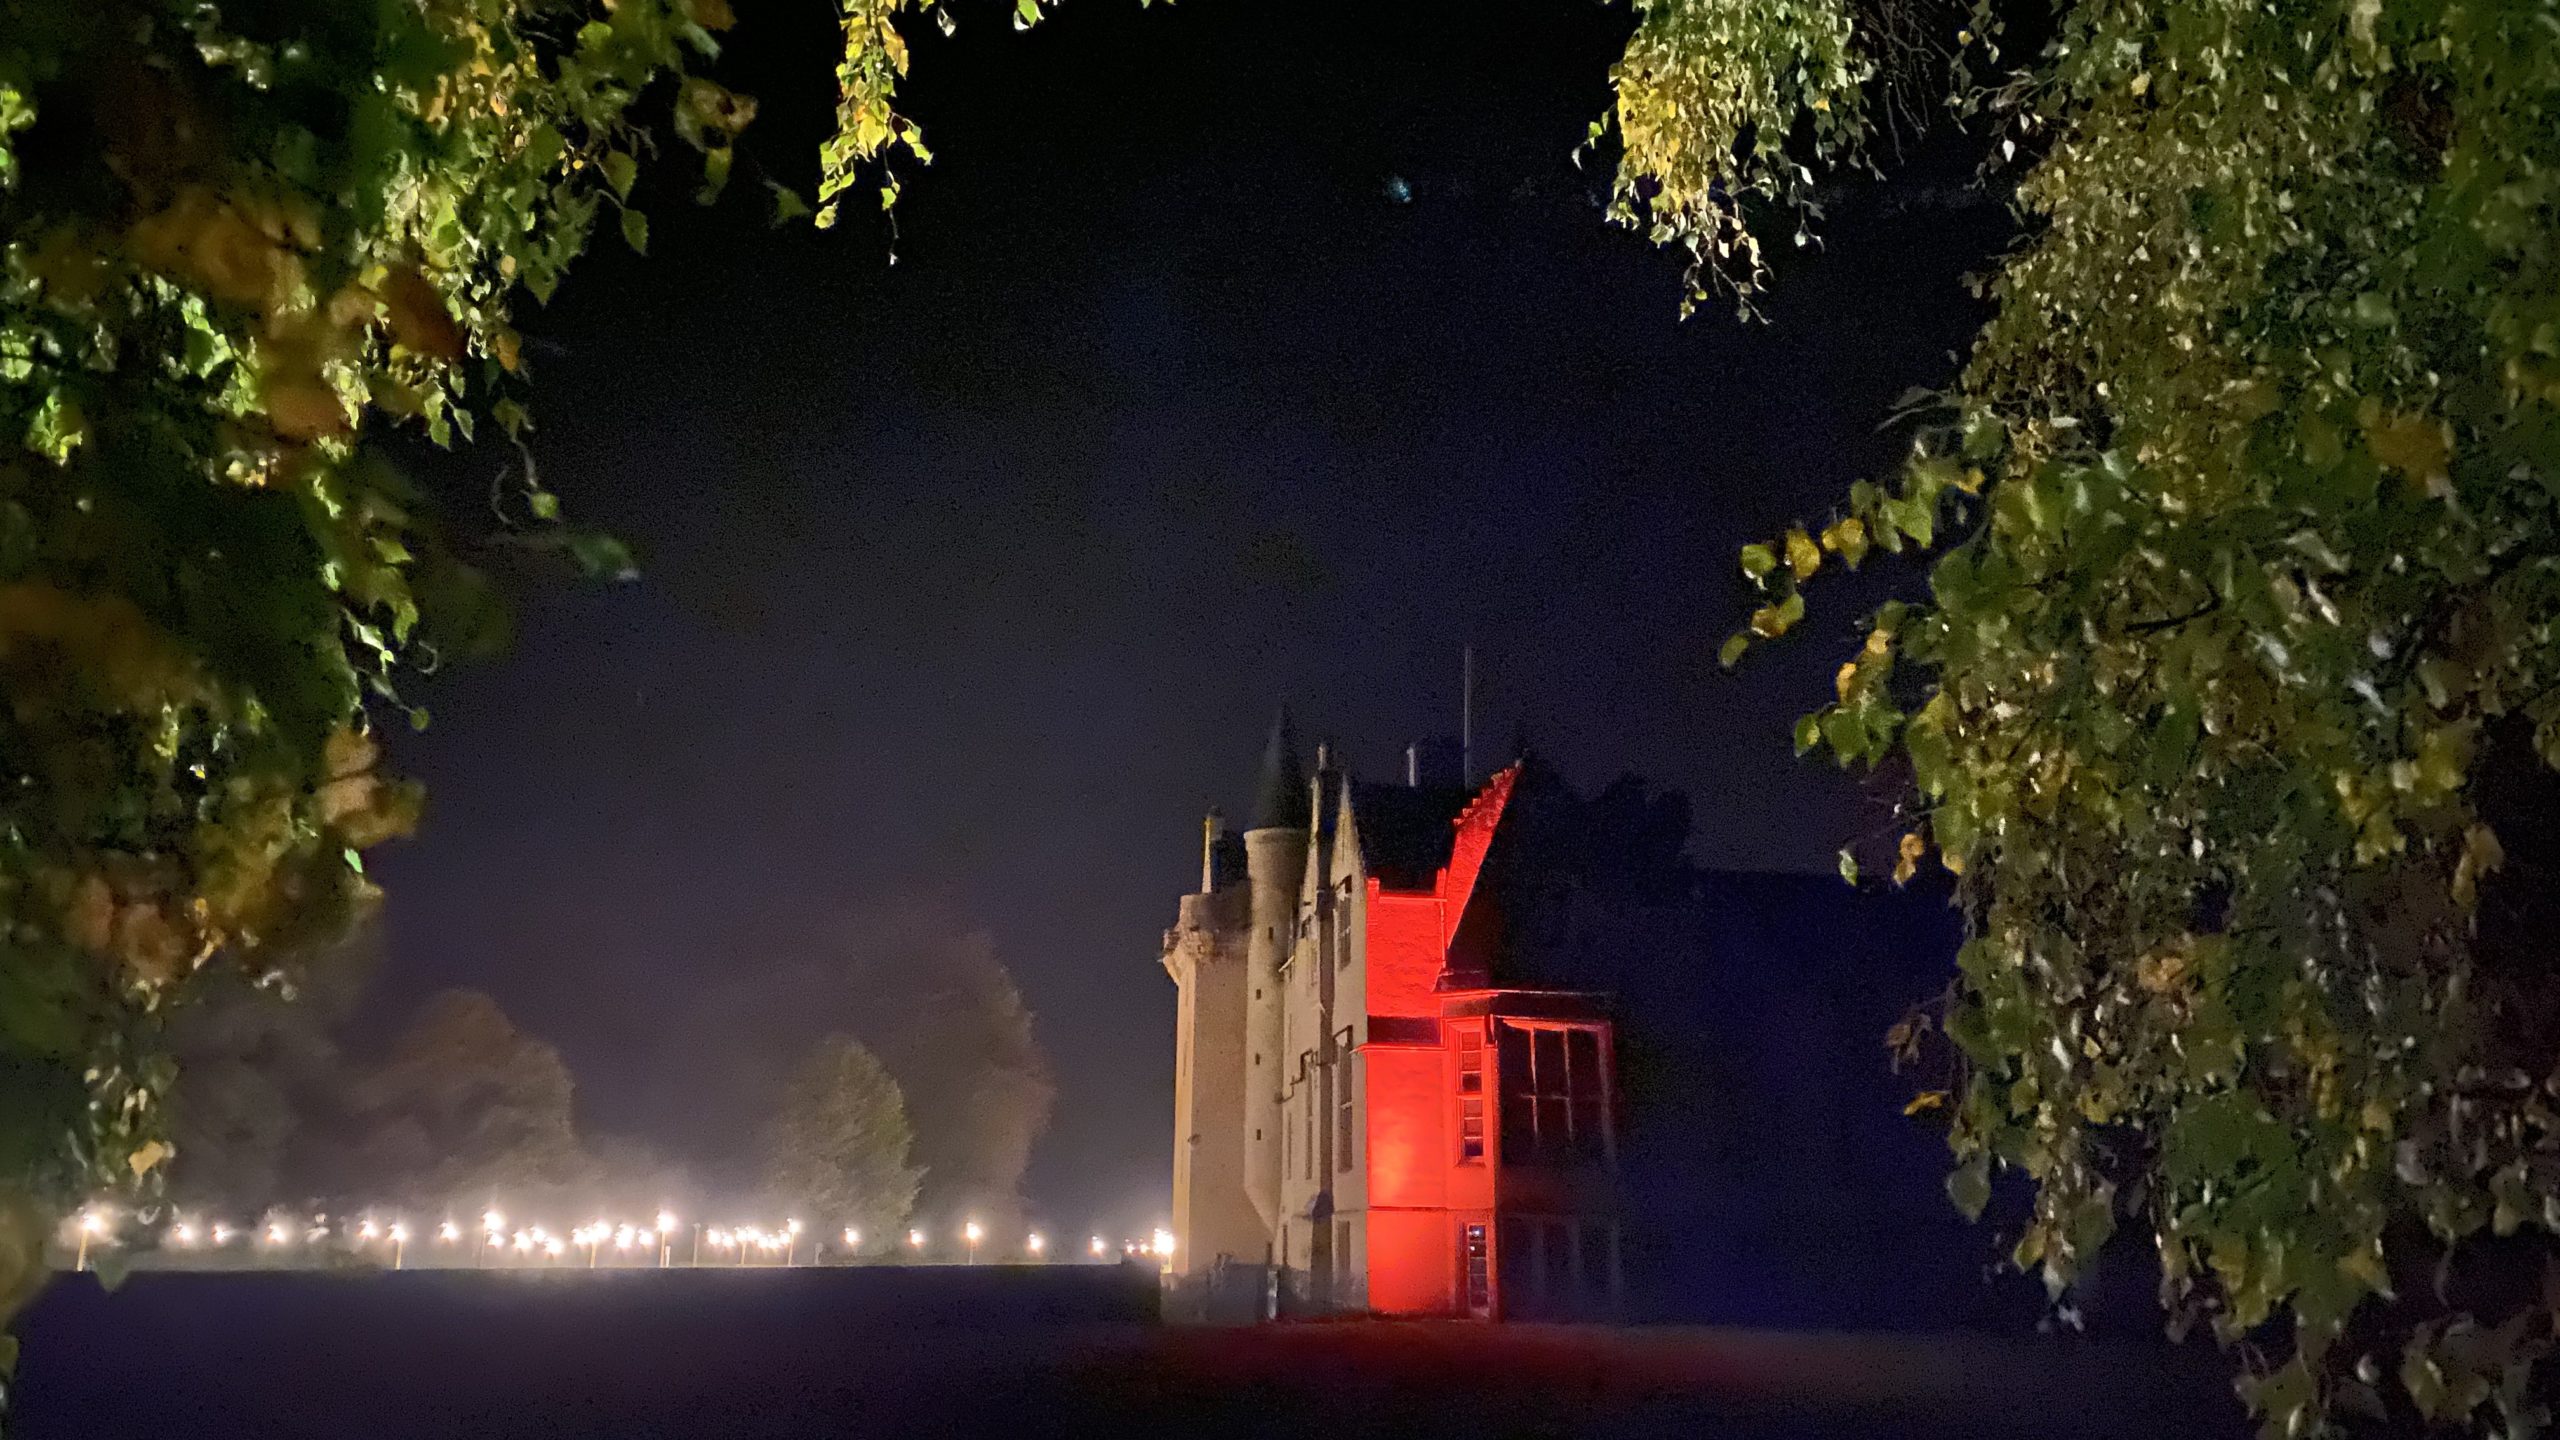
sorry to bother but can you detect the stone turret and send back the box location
[1242,706,1309,1236]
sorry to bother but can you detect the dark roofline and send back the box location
[1250,704,1308,831]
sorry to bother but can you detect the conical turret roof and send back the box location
[1251,705,1309,831]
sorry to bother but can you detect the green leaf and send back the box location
[567,532,640,582]
[1905,704,1951,796]
[1718,633,1749,669]
[697,147,734,205]
[1836,847,1859,886]
[1946,1156,1991,1221]
[1739,543,1777,580]
[766,180,813,226]
[603,151,639,200]
[620,208,649,255]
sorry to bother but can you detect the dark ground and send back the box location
[12,1269,2248,1439]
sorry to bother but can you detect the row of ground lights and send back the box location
[71,1209,1173,1270]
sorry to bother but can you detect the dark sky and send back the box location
[364,0,2006,1238]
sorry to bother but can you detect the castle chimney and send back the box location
[1405,737,1463,788]
[1201,809,1227,893]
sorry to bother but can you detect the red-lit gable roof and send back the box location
[1358,764,1522,1016]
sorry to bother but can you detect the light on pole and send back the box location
[658,1212,678,1268]
[907,1228,926,1258]
[785,1219,802,1267]
[389,1223,409,1270]
[1026,1233,1045,1260]
[73,1210,105,1271]
[963,1220,983,1265]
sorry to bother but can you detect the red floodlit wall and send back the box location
[1363,1042,1455,1315]
[1366,891,1445,1018]
[1365,1208,1454,1315]
[1364,1045,1449,1211]
[1355,769,1522,1317]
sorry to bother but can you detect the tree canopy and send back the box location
[844,917,1055,1235]
[0,0,1005,1326]
[757,1034,921,1246]
[1677,0,2560,1431]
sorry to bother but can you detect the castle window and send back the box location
[1304,1090,1317,1179]
[1336,1078,1354,1171]
[1456,1030,1485,1163]
[1461,1224,1490,1317]
[1497,1022,1608,1166]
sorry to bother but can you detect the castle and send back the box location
[1160,712,1621,1319]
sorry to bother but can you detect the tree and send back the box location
[336,989,590,1212]
[851,921,1056,1236]
[0,0,1058,1322]
[757,1035,921,1247]
[1640,0,2560,1431]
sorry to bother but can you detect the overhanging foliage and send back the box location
[1641,0,2560,1431]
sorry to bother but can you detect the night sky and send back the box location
[362,0,2007,1237]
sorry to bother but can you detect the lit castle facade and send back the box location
[1161,712,1620,1319]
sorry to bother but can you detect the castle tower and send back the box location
[1160,810,1257,1274]
[1241,707,1309,1236]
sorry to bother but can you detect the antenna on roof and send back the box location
[1461,646,1475,785]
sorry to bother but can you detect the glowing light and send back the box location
[1152,1229,1176,1258]
[513,1231,534,1252]
[359,1221,380,1240]
[1089,1236,1107,1257]
[212,1225,234,1245]
[77,1211,105,1235]
[907,1229,925,1249]
[171,1223,197,1246]
[656,1211,677,1235]
[484,1209,505,1233]
[438,1221,461,1243]
[545,1238,565,1257]
[1026,1233,1045,1255]
[963,1221,983,1243]
[267,1223,293,1245]
[785,1218,802,1235]
[842,1228,860,1248]
[389,1223,409,1243]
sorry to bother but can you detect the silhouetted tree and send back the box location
[165,924,382,1214]
[758,1035,921,1246]
[337,990,590,1212]
[842,914,1055,1235]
